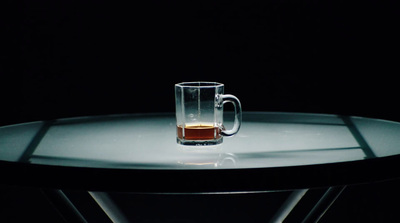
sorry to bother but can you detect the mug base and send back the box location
[176,137,223,146]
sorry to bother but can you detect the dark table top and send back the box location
[1,112,400,193]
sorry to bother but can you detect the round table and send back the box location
[1,112,400,192]
[1,112,400,222]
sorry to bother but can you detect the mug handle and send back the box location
[216,94,242,136]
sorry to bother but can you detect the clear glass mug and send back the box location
[175,82,242,145]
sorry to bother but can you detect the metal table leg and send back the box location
[302,186,346,223]
[42,189,113,223]
[41,189,88,223]
[89,192,130,223]
[270,189,309,223]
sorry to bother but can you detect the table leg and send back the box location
[89,192,130,223]
[42,189,113,223]
[270,189,309,223]
[301,186,346,223]
[41,189,88,223]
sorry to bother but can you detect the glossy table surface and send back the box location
[1,112,400,192]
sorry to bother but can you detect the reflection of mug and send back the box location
[177,152,238,169]
[175,82,242,145]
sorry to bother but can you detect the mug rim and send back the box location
[175,81,224,88]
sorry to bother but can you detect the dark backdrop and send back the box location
[1,0,399,124]
[1,1,400,222]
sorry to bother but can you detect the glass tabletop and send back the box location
[1,112,400,192]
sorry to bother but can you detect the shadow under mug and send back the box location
[175,82,242,145]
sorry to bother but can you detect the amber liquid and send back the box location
[177,124,221,140]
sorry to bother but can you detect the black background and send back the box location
[1,0,400,222]
[1,0,399,126]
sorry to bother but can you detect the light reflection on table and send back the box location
[2,112,398,171]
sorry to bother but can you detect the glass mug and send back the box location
[175,82,242,145]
